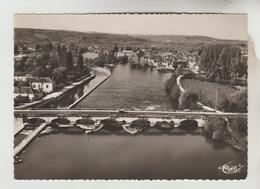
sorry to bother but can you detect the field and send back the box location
[181,78,238,109]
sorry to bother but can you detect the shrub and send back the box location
[179,90,199,110]
[219,87,247,112]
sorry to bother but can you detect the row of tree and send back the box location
[95,45,128,67]
[198,44,247,84]
[14,42,90,90]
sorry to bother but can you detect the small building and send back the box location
[27,77,53,93]
[123,50,134,57]
[116,50,134,57]
[116,51,125,57]
[14,54,28,62]
[14,87,34,101]
[14,73,33,82]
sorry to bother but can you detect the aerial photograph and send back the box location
[13,13,247,180]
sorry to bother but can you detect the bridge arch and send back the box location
[51,117,71,125]
[26,117,46,125]
[179,119,198,130]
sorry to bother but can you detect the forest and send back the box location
[198,44,247,84]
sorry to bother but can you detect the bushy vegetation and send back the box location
[199,44,247,83]
[220,87,247,112]
[205,117,247,151]
[14,42,90,90]
[164,72,180,109]
[179,90,199,110]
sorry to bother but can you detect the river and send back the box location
[15,131,246,179]
[74,63,175,110]
[14,63,247,179]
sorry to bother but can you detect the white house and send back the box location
[27,77,53,93]
[116,50,134,58]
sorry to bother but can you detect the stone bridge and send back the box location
[14,109,247,119]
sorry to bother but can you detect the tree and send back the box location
[219,87,247,112]
[53,67,67,86]
[35,52,49,67]
[120,56,128,64]
[49,52,59,68]
[77,54,84,70]
[95,49,106,67]
[35,44,41,51]
[66,51,74,70]
[32,66,51,77]
[179,90,199,110]
[199,44,244,83]
[113,44,119,53]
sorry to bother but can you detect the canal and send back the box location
[14,63,247,179]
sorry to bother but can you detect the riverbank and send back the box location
[67,67,111,109]
[15,73,95,109]
[180,78,238,110]
[165,73,247,152]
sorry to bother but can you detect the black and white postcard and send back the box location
[13,13,248,180]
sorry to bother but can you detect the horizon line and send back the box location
[14,27,247,42]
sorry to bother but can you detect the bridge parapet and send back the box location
[14,109,248,119]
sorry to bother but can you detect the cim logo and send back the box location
[218,160,244,175]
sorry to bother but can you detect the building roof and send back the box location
[14,87,34,94]
[27,77,52,83]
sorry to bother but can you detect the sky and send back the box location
[14,14,247,40]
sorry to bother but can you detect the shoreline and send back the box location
[67,67,111,109]
[174,74,247,152]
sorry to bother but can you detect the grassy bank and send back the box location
[164,73,180,109]
[181,78,237,110]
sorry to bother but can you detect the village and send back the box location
[13,40,247,107]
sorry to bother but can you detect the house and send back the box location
[116,51,125,57]
[14,73,33,82]
[123,50,134,57]
[14,87,34,101]
[14,54,28,62]
[116,50,134,57]
[27,77,53,93]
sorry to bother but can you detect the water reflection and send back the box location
[75,64,176,110]
[203,133,228,151]
[14,129,247,180]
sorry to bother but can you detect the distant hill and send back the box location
[14,28,148,48]
[14,28,246,49]
[133,34,245,44]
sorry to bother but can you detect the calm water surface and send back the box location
[75,63,174,110]
[15,132,246,179]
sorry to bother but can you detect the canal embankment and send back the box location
[15,73,96,109]
[68,67,111,109]
[14,67,111,154]
[14,123,47,157]
[14,118,25,136]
